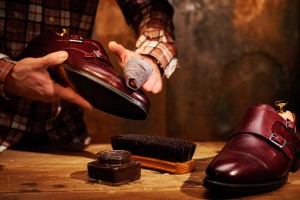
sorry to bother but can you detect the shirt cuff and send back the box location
[0,56,17,100]
[134,29,179,78]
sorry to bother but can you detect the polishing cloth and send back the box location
[123,57,153,90]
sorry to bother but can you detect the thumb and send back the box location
[53,82,93,111]
[108,41,127,64]
[38,51,68,69]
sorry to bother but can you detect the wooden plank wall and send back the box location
[85,0,299,143]
[167,0,300,141]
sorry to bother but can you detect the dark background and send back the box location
[85,0,299,143]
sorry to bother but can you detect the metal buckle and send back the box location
[286,119,297,135]
[69,35,83,43]
[269,133,286,149]
[93,50,100,58]
[285,119,297,135]
[92,50,108,61]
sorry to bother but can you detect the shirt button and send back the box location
[49,17,55,23]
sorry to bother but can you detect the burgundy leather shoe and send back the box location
[18,30,150,120]
[203,103,300,192]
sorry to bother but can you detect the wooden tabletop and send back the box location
[0,142,300,200]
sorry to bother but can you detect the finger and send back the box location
[142,75,162,94]
[108,41,127,64]
[152,81,163,93]
[37,51,68,70]
[53,83,93,110]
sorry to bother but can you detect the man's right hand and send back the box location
[4,51,93,110]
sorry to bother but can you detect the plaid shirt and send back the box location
[0,0,178,152]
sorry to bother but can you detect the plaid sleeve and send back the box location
[116,0,179,78]
[0,54,17,99]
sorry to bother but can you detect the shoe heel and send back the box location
[290,153,300,172]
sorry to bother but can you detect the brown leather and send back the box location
[203,104,300,192]
[18,30,150,120]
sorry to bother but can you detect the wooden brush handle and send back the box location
[131,155,195,174]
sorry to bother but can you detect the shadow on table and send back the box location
[203,190,271,199]
[179,157,273,199]
[70,170,88,182]
[10,144,96,159]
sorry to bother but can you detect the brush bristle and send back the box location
[111,134,196,163]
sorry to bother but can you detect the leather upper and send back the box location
[18,30,151,109]
[206,104,300,183]
[233,104,299,160]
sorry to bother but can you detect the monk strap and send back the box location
[286,118,297,135]
[269,133,287,149]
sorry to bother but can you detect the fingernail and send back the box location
[58,51,68,58]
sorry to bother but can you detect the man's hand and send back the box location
[108,41,163,94]
[4,51,93,110]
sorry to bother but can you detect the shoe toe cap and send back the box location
[206,150,269,183]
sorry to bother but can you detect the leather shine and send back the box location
[205,104,300,185]
[18,30,150,112]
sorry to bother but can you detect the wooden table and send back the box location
[1,142,300,200]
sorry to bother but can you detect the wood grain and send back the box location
[1,142,300,199]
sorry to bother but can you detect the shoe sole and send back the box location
[203,175,288,193]
[63,64,149,120]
